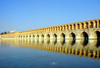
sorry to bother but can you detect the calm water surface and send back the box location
[0,39,100,68]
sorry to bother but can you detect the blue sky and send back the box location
[0,0,100,33]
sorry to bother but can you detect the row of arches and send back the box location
[44,20,100,32]
[18,31,99,42]
[18,31,100,42]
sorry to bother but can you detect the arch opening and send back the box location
[40,34,44,42]
[41,34,44,38]
[60,26,63,31]
[21,36,22,38]
[81,32,88,41]
[46,28,48,32]
[67,25,69,30]
[52,34,57,44]
[77,24,80,29]
[95,40,100,47]
[90,21,93,28]
[95,21,97,28]
[70,25,72,30]
[99,20,100,28]
[37,35,39,40]
[60,33,65,45]
[69,33,76,41]
[73,24,75,30]
[45,34,50,44]
[86,22,88,28]
[47,34,50,38]
[46,34,50,41]
[63,25,66,31]
[95,31,100,41]
[29,35,31,40]
[55,27,57,31]
[81,23,84,29]
[33,35,35,41]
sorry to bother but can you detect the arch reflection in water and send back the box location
[0,39,100,60]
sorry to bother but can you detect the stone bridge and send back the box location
[1,19,100,42]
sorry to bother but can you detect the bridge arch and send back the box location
[90,21,93,28]
[73,24,75,30]
[52,33,57,40]
[45,34,50,44]
[70,25,72,30]
[33,35,35,41]
[60,33,65,44]
[77,23,80,29]
[63,25,66,31]
[46,34,50,40]
[69,32,76,41]
[55,26,57,31]
[80,32,88,41]
[51,33,57,44]
[86,22,88,28]
[81,23,84,29]
[66,25,69,30]
[94,20,97,28]
[94,31,100,41]
[40,34,44,41]
[36,35,39,41]
[39,34,44,43]
[60,25,63,31]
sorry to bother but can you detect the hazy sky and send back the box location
[0,0,100,33]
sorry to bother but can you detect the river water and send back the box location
[0,39,100,68]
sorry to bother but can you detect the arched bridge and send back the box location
[1,19,100,42]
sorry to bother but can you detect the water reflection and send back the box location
[0,39,100,60]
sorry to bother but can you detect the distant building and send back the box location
[10,30,17,33]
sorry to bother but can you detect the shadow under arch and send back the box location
[80,32,88,41]
[36,35,39,41]
[46,34,50,39]
[41,34,44,40]
[52,34,57,45]
[94,31,100,41]
[60,33,65,45]
[95,40,100,47]
[94,31,100,47]
[46,34,50,44]
[40,34,44,44]
[33,35,35,39]
[69,32,76,41]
